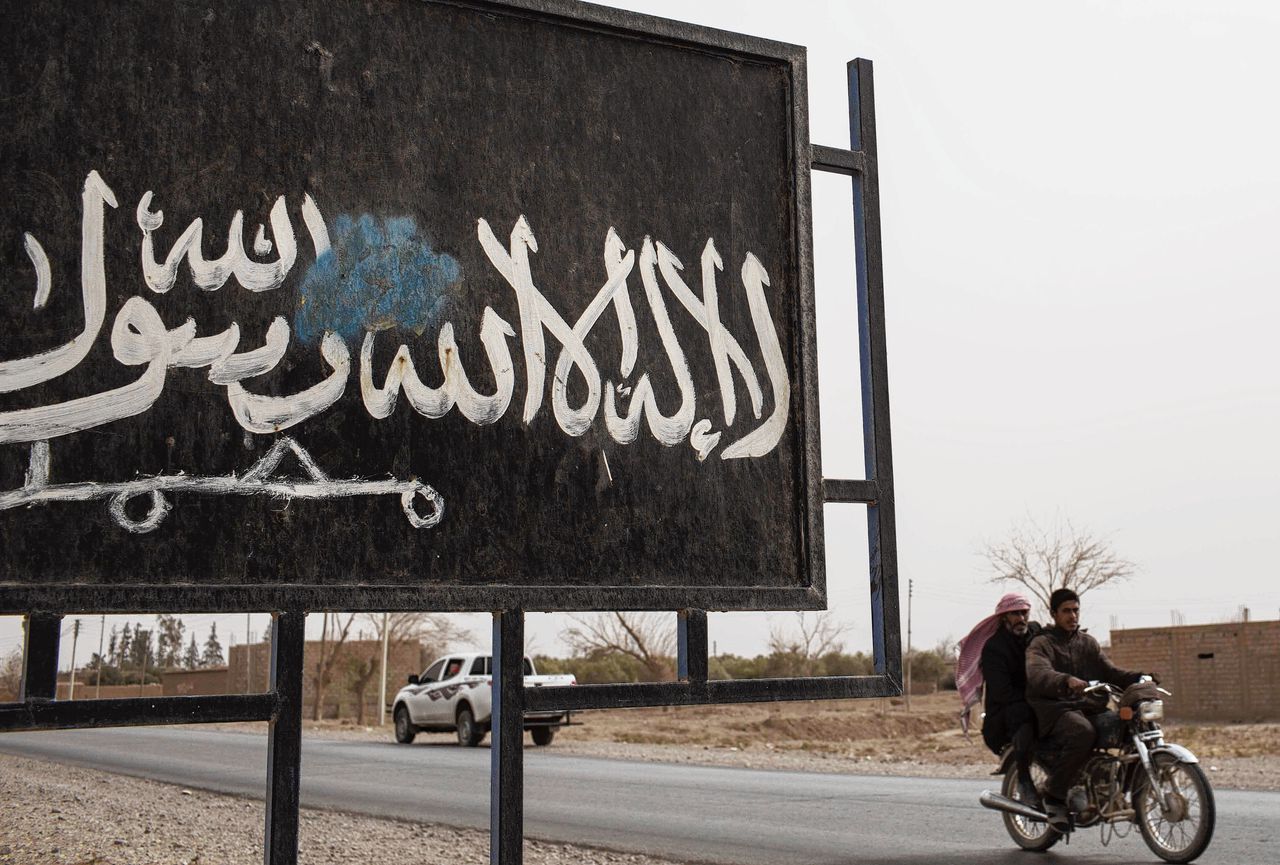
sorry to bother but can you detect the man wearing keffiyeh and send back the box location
[956,592,1041,809]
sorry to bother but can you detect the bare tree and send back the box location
[767,611,847,675]
[359,612,475,664]
[345,652,379,726]
[982,515,1136,615]
[311,613,356,721]
[338,614,476,722]
[0,649,23,701]
[563,612,675,681]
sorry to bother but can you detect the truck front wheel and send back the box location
[394,705,416,744]
[530,726,556,747]
[456,705,485,747]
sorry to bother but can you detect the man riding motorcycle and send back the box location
[1026,588,1150,832]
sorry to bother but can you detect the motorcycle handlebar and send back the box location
[1083,679,1174,698]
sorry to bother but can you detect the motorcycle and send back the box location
[979,678,1215,863]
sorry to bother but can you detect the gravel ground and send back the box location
[0,753,688,865]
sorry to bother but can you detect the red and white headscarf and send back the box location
[955,592,1032,737]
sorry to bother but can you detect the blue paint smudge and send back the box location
[294,214,461,343]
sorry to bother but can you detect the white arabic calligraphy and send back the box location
[1,436,443,533]
[1,170,792,461]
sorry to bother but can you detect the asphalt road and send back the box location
[1,728,1273,865]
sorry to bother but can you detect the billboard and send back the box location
[0,0,823,612]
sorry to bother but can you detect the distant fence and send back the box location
[1109,619,1280,722]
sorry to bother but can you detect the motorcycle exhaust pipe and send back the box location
[979,790,1049,823]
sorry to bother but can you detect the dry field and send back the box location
[559,692,1280,760]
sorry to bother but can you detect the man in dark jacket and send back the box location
[1026,588,1144,831]
[980,602,1042,808]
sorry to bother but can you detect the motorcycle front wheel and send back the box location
[1135,752,1216,864]
[1001,761,1060,852]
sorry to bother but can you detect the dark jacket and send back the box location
[979,623,1038,754]
[1026,626,1142,734]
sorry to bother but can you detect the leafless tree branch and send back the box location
[767,611,848,675]
[358,612,475,662]
[981,515,1135,616]
[562,612,675,681]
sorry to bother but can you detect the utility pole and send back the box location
[379,612,390,726]
[94,615,105,699]
[905,578,913,711]
[68,618,82,700]
[138,633,149,698]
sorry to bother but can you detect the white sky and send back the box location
[4,0,1279,670]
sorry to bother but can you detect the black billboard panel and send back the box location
[0,0,823,612]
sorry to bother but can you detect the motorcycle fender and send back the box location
[994,746,1016,776]
[1150,743,1199,764]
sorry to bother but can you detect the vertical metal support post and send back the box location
[677,610,708,683]
[265,610,305,865]
[848,58,903,687]
[20,613,62,701]
[491,609,524,865]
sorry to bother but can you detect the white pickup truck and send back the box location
[391,652,576,747]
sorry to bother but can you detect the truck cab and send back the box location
[392,652,575,746]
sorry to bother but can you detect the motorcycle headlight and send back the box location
[1139,700,1164,721]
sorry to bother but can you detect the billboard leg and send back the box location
[265,610,305,865]
[491,609,524,865]
[20,613,61,701]
[678,610,708,683]
[848,58,903,687]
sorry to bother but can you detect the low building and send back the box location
[228,638,424,721]
[1108,619,1279,722]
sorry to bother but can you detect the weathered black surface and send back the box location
[0,693,276,730]
[0,0,820,610]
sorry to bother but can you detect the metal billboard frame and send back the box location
[0,2,900,861]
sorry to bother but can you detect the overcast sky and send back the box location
[3,0,1278,671]
[644,0,1280,656]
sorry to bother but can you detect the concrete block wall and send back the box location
[162,666,230,697]
[1110,620,1280,722]
[54,682,164,700]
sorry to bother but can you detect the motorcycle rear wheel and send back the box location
[1135,752,1215,864]
[1001,761,1060,852]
